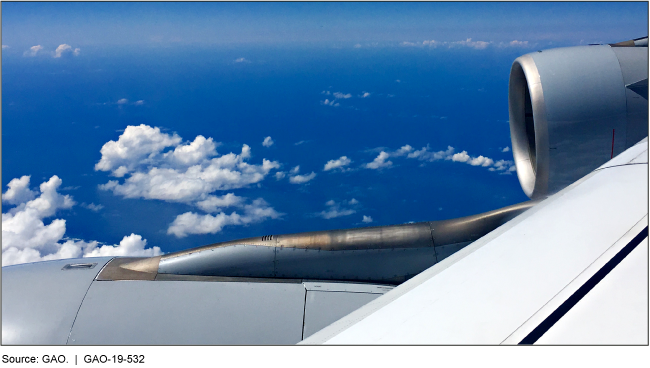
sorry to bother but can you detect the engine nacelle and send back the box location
[509,41,648,198]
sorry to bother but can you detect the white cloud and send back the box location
[451,150,470,163]
[509,40,529,47]
[290,165,300,174]
[324,156,352,171]
[275,171,286,180]
[317,199,359,219]
[234,57,250,63]
[359,92,371,98]
[117,98,129,105]
[134,100,145,106]
[167,198,281,237]
[81,202,104,212]
[404,144,509,172]
[262,136,274,147]
[393,145,413,157]
[83,234,161,258]
[423,40,444,47]
[2,176,37,205]
[501,146,511,153]
[362,215,373,223]
[490,159,516,174]
[2,176,160,266]
[96,125,281,212]
[53,44,75,58]
[321,99,340,107]
[468,155,494,167]
[195,193,243,213]
[354,44,362,48]
[24,45,43,57]
[289,172,316,184]
[408,146,455,162]
[163,135,217,167]
[402,39,493,50]
[365,151,392,169]
[321,91,331,95]
[2,45,9,49]
[333,92,352,99]
[95,124,182,176]
[450,38,491,49]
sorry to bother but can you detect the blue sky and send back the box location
[2,2,648,265]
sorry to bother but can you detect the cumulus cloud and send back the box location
[95,125,282,235]
[167,198,281,237]
[2,176,37,205]
[318,199,359,219]
[289,172,316,184]
[134,100,145,106]
[275,171,286,180]
[406,144,513,172]
[195,193,244,213]
[82,234,160,258]
[95,124,182,176]
[407,145,454,162]
[359,92,371,98]
[2,176,160,266]
[501,146,511,153]
[450,38,491,49]
[365,151,392,169]
[117,98,129,105]
[362,215,373,223]
[324,156,352,171]
[333,92,352,99]
[54,44,73,58]
[509,40,529,47]
[2,45,9,49]
[234,57,250,63]
[451,150,470,163]
[262,136,274,147]
[24,45,43,57]
[468,155,494,167]
[489,159,517,174]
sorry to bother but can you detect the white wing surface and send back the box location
[303,138,648,345]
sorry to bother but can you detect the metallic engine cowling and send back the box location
[508,43,648,198]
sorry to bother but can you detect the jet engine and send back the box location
[508,37,648,198]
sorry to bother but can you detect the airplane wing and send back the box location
[2,38,648,345]
[302,138,648,344]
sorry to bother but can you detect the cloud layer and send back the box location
[401,38,531,50]
[2,176,160,266]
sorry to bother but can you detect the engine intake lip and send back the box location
[509,54,550,199]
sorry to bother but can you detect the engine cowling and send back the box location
[508,40,648,198]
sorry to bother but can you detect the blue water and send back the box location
[2,44,529,252]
